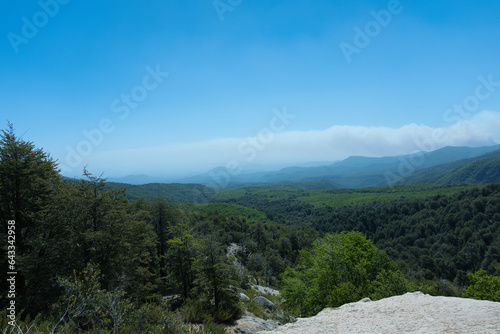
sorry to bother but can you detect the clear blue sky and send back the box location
[2,0,500,178]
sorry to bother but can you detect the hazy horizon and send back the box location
[3,1,500,179]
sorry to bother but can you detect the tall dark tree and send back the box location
[68,171,158,300]
[193,235,241,322]
[151,198,185,288]
[166,223,197,299]
[0,123,61,313]
[152,199,169,280]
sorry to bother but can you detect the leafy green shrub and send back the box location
[371,269,417,300]
[126,303,187,334]
[282,231,414,316]
[463,270,500,302]
[55,263,190,333]
[0,310,57,334]
[180,298,213,324]
[417,279,460,297]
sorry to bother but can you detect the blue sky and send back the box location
[2,0,500,178]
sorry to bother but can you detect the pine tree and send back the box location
[193,235,241,322]
[68,171,158,301]
[0,123,61,314]
[166,223,197,300]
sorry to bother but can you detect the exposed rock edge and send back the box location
[258,291,500,334]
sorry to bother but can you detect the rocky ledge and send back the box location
[258,292,500,334]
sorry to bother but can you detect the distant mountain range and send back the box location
[180,144,500,188]
[102,145,500,191]
[402,153,500,185]
[105,175,171,185]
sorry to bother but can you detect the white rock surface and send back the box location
[235,315,280,333]
[258,292,500,334]
[251,284,281,296]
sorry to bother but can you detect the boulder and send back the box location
[253,296,277,310]
[236,315,279,333]
[240,293,251,302]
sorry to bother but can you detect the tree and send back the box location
[281,231,412,316]
[165,223,197,300]
[191,236,241,322]
[0,123,61,313]
[57,263,188,333]
[57,263,130,333]
[68,171,157,301]
[252,221,269,249]
[152,199,169,282]
[463,270,500,302]
[151,199,186,291]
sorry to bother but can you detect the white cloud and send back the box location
[73,110,500,178]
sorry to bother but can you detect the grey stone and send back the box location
[237,315,279,332]
[253,296,277,310]
[240,293,251,302]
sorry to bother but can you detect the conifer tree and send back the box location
[0,123,61,313]
[166,223,197,299]
[193,235,241,322]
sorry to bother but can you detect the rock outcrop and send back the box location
[259,292,500,334]
[234,315,279,333]
[251,284,281,296]
[240,293,251,302]
[253,296,277,310]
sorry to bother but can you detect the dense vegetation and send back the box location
[463,270,500,302]
[403,153,500,185]
[103,182,214,203]
[214,183,500,285]
[0,125,320,332]
[1,124,499,332]
[281,231,413,316]
[312,185,500,283]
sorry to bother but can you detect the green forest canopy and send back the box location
[1,124,499,332]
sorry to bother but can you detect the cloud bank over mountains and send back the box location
[72,110,500,178]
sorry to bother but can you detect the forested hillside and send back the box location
[0,126,320,332]
[1,125,499,333]
[104,181,215,203]
[311,184,500,283]
[401,150,500,185]
[215,183,500,284]
[433,156,500,184]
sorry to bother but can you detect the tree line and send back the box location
[0,125,319,332]
[216,182,500,285]
[1,124,499,332]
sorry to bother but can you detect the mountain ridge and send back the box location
[91,144,500,188]
[182,144,500,187]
